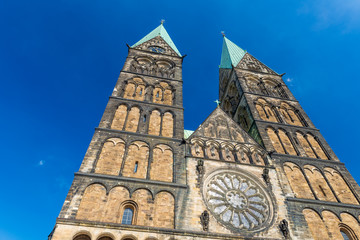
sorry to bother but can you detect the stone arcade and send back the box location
[49,23,360,240]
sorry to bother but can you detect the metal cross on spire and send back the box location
[221,31,225,37]
[215,100,221,106]
[161,19,165,25]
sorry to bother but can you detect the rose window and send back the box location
[203,170,274,232]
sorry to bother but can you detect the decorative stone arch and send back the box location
[153,191,175,228]
[324,167,360,205]
[124,105,142,133]
[152,80,174,105]
[304,132,329,160]
[235,144,251,164]
[220,142,235,162]
[150,143,174,182]
[76,183,107,221]
[96,232,116,240]
[144,237,158,240]
[122,140,150,179]
[227,80,238,97]
[205,140,220,160]
[279,101,304,126]
[73,231,92,240]
[108,184,131,197]
[121,234,138,240]
[302,208,330,240]
[118,200,139,225]
[283,162,315,199]
[249,147,267,166]
[162,111,175,137]
[263,78,280,97]
[190,137,205,157]
[277,128,297,155]
[111,103,129,130]
[339,223,359,240]
[304,164,337,202]
[94,137,126,176]
[294,130,317,158]
[130,55,155,75]
[148,108,162,136]
[266,126,286,154]
[83,182,108,194]
[245,75,261,94]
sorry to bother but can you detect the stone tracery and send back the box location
[203,170,273,232]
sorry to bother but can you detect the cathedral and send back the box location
[49,23,360,240]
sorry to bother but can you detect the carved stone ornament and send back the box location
[202,169,274,232]
[279,219,289,238]
[262,168,270,185]
[200,210,210,231]
[196,159,205,188]
[196,159,204,175]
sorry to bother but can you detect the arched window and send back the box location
[98,237,114,240]
[339,224,357,240]
[341,231,351,240]
[73,234,91,240]
[121,207,134,225]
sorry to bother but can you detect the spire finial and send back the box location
[161,19,165,25]
[221,31,225,37]
[215,100,221,106]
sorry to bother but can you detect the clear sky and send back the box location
[1,0,360,239]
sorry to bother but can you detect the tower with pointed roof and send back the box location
[218,35,360,239]
[50,25,360,240]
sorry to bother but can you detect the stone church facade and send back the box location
[49,24,360,240]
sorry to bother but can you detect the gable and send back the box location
[190,107,259,145]
[133,36,179,57]
[237,53,277,75]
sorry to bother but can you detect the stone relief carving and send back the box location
[203,170,274,232]
[200,210,210,231]
[134,36,178,56]
[238,54,276,75]
[130,55,175,78]
[279,219,289,238]
[196,159,205,188]
[262,168,270,185]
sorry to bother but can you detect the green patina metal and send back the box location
[132,23,181,57]
[219,36,247,69]
[184,130,194,139]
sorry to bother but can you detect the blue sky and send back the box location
[1,0,360,239]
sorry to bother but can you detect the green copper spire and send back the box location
[132,23,181,57]
[219,36,247,69]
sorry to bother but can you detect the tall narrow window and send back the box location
[121,208,134,225]
[139,88,143,96]
[134,161,138,173]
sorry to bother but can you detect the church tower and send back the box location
[218,36,360,239]
[50,26,360,240]
[50,23,188,240]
